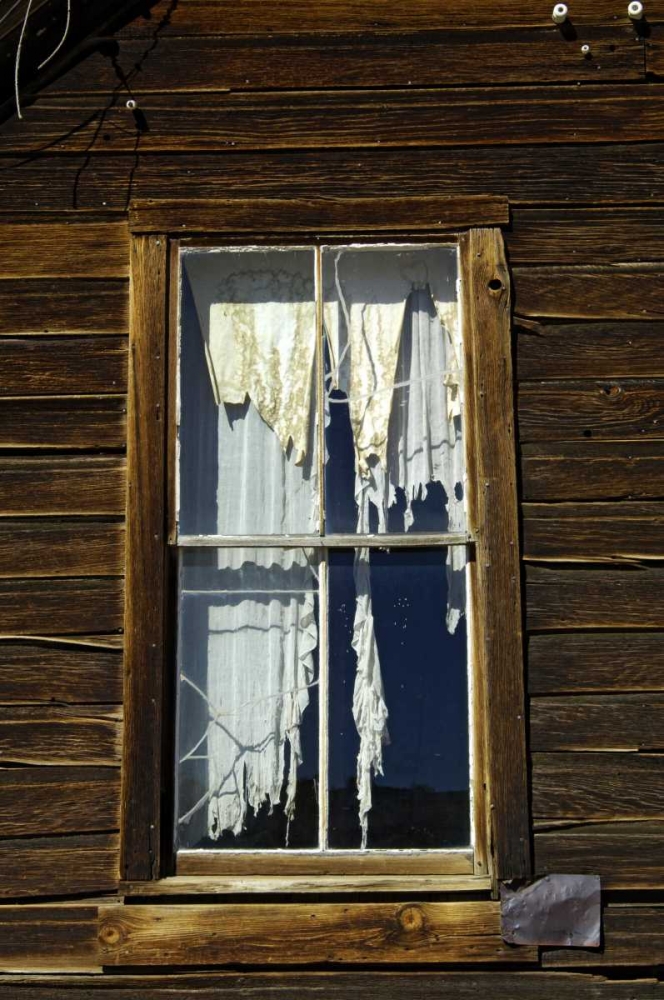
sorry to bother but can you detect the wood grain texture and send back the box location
[9,86,664,154]
[530,694,664,751]
[535,822,664,888]
[0,223,129,279]
[0,639,122,703]
[0,396,126,450]
[516,321,664,380]
[507,208,664,265]
[0,521,124,578]
[518,380,664,443]
[124,875,490,895]
[0,835,119,899]
[121,234,168,881]
[46,27,645,94]
[520,441,664,501]
[0,766,119,837]
[526,564,664,630]
[543,906,664,968]
[513,267,664,320]
[0,705,121,766]
[97,901,536,966]
[460,229,530,881]
[0,337,127,396]
[0,905,100,972]
[0,578,124,635]
[528,632,664,694]
[0,457,126,516]
[522,502,664,561]
[532,752,664,819]
[0,280,128,334]
[129,195,508,234]
[177,852,473,877]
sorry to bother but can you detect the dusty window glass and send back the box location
[175,244,470,853]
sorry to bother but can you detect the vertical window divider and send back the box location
[315,245,330,850]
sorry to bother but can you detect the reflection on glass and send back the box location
[179,248,318,536]
[322,246,463,536]
[328,547,469,850]
[176,547,320,849]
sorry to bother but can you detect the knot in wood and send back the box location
[99,921,124,947]
[398,904,425,934]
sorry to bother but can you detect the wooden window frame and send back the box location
[121,196,530,896]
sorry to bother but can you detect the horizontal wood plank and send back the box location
[0,705,121,766]
[0,279,128,334]
[177,852,473,876]
[0,457,126,516]
[0,578,124,635]
[516,321,664,380]
[0,223,129,279]
[532,752,664,820]
[526,564,664,630]
[0,766,119,837]
[98,901,536,966]
[508,208,664,265]
[514,266,664,320]
[0,521,124,578]
[46,28,645,94]
[530,694,664,751]
[8,86,664,154]
[528,632,664,694]
[0,396,126,450]
[0,835,118,900]
[0,904,100,971]
[523,502,664,561]
[130,195,508,234]
[543,906,664,968]
[518,379,664,443]
[126,874,490,895]
[520,441,664,501]
[0,638,122,703]
[0,337,127,396]
[535,822,664,888]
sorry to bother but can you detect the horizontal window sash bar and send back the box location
[176,533,472,549]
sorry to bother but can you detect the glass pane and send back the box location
[322,246,464,536]
[328,547,469,850]
[179,248,318,536]
[176,547,320,849]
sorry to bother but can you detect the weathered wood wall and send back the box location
[0,0,663,990]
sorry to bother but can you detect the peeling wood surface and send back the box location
[0,766,120,837]
[535,822,664,888]
[528,633,664,694]
[520,441,664,501]
[97,902,536,966]
[532,753,664,820]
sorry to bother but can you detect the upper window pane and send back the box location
[179,248,318,536]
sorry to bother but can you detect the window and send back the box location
[121,198,530,892]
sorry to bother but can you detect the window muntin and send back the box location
[175,244,471,855]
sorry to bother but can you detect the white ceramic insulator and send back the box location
[581,43,591,53]
[628,1,644,19]
[126,99,137,110]
[552,3,569,23]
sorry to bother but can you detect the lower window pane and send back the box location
[328,547,470,850]
[176,547,319,850]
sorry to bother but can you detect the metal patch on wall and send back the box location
[501,874,601,947]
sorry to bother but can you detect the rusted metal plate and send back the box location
[501,875,601,947]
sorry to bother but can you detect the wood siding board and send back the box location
[97,901,536,966]
[0,280,128,335]
[530,694,664,751]
[0,705,122,766]
[0,223,129,279]
[0,457,126,517]
[531,752,664,819]
[522,502,664,561]
[0,835,119,899]
[176,853,474,877]
[543,906,664,968]
[528,632,664,694]
[513,268,664,320]
[0,639,122,703]
[507,208,664,266]
[0,904,100,971]
[0,337,128,397]
[518,379,664,443]
[525,564,664,631]
[0,521,124,579]
[0,578,124,635]
[520,441,664,501]
[516,321,664,380]
[44,28,645,95]
[535,822,664,887]
[0,766,120,837]
[0,396,127,450]
[121,234,168,881]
